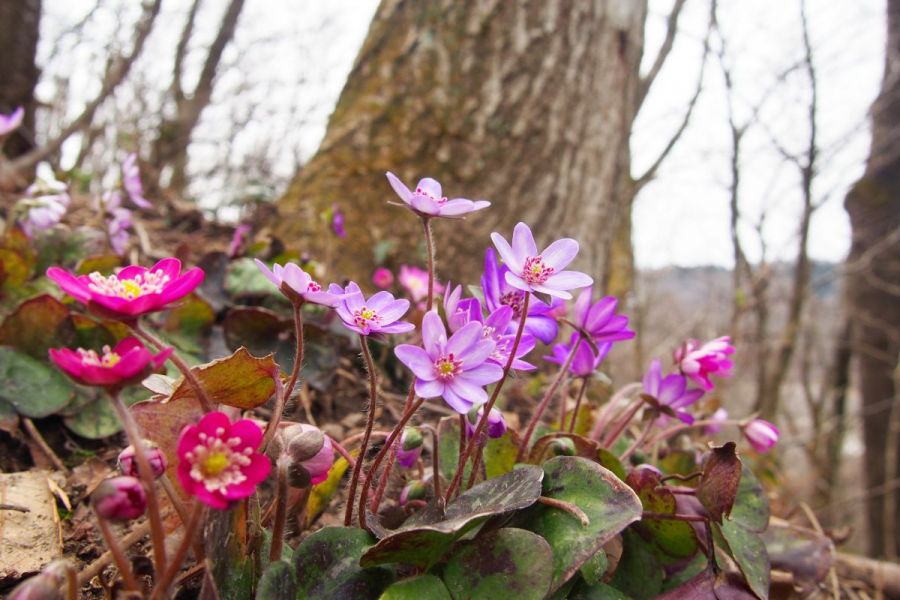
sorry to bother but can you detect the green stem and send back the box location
[422,217,436,311]
[345,336,379,526]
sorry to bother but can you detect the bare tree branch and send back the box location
[637,0,689,110]
[172,0,203,103]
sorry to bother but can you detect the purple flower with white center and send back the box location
[122,153,151,209]
[0,106,24,136]
[642,359,704,425]
[742,419,779,453]
[399,264,443,303]
[465,406,507,439]
[395,427,424,468]
[572,287,635,344]
[255,260,342,307]
[674,336,735,391]
[545,333,612,378]
[394,311,503,413]
[331,204,346,238]
[490,222,593,300]
[386,172,490,218]
[481,249,561,344]
[334,282,415,336]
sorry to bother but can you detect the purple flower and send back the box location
[228,224,251,257]
[386,172,490,218]
[18,168,70,238]
[255,260,343,307]
[465,406,507,439]
[674,336,735,391]
[331,204,346,238]
[545,333,611,378]
[394,311,503,413]
[91,477,147,521]
[742,419,779,453]
[572,287,635,344]
[103,192,132,256]
[704,408,729,435]
[396,427,424,468]
[491,222,593,300]
[0,106,24,136]
[334,282,415,336]
[372,267,394,289]
[642,359,704,425]
[482,249,561,344]
[399,265,443,303]
[122,153,151,208]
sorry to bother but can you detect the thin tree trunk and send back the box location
[0,0,41,162]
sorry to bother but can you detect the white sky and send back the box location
[39,0,885,269]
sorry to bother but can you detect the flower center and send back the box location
[78,345,122,368]
[88,269,171,300]
[185,428,254,494]
[307,281,322,293]
[499,291,525,318]
[353,307,381,330]
[522,256,554,285]
[434,353,463,381]
[415,187,448,205]
[202,452,230,477]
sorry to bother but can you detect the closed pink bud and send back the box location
[742,419,779,453]
[7,574,63,600]
[92,476,147,521]
[118,441,167,479]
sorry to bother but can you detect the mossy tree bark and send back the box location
[274,0,648,285]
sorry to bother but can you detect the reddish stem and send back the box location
[344,336,379,526]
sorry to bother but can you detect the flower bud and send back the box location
[280,423,333,485]
[399,480,428,506]
[288,428,325,463]
[117,441,167,479]
[7,575,63,600]
[396,427,424,469]
[92,476,147,521]
[40,560,73,586]
[742,419,779,453]
[287,462,312,489]
[401,426,423,451]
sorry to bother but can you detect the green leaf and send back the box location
[717,520,770,600]
[163,293,215,336]
[294,527,392,599]
[657,450,697,477]
[75,254,121,275]
[483,429,520,479]
[579,549,609,586]
[569,581,632,600]
[226,258,281,298]
[63,396,121,439]
[0,248,30,290]
[609,530,664,600]
[521,456,643,593]
[443,528,554,600]
[437,415,470,483]
[0,294,74,358]
[223,306,291,361]
[256,561,297,600]
[730,464,770,532]
[167,347,278,409]
[696,442,742,524]
[625,468,698,560]
[0,347,73,418]
[596,449,626,481]
[527,433,600,464]
[378,575,450,599]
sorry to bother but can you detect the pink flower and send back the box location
[0,106,24,136]
[491,222,593,300]
[675,336,734,391]
[386,172,490,218]
[396,427,424,468]
[704,408,729,435]
[177,412,271,509]
[91,476,147,521]
[254,259,342,307]
[122,153,151,209]
[333,282,415,336]
[643,359,704,425]
[228,224,251,257]
[118,441,167,479]
[47,258,204,320]
[102,191,133,256]
[742,419,779,453]
[572,287,635,344]
[50,337,172,388]
[372,267,394,290]
[399,265,443,303]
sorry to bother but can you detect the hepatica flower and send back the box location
[47,258,204,319]
[386,172,490,218]
[177,412,271,509]
[286,423,334,485]
[255,259,341,307]
[572,287,635,344]
[395,311,503,413]
[18,166,71,238]
[372,267,394,290]
[482,249,560,344]
[399,264,443,303]
[491,222,593,300]
[50,337,172,388]
[642,359,704,424]
[331,203,346,238]
[0,106,24,136]
[396,427,424,468]
[465,406,507,439]
[333,282,414,336]
[91,477,147,521]
[102,191,133,256]
[545,333,612,378]
[122,153,151,209]
[742,419,779,453]
[674,336,735,391]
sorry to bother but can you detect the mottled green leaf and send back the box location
[256,561,296,600]
[717,520,770,600]
[294,527,392,599]
[483,429,520,479]
[609,530,664,600]
[0,347,73,417]
[378,575,450,599]
[730,464,770,532]
[63,396,121,439]
[626,468,698,559]
[569,581,632,600]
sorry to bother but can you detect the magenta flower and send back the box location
[372,267,394,290]
[47,258,204,319]
[333,282,414,336]
[642,359,704,425]
[254,259,342,307]
[572,287,635,344]
[465,406,507,439]
[177,412,271,509]
[545,334,612,378]
[399,264,443,303]
[91,477,147,521]
[704,408,729,435]
[122,153,151,209]
[491,222,593,300]
[331,203,346,238]
[50,337,172,388]
[396,427,424,469]
[394,311,503,413]
[228,223,251,257]
[118,441,168,479]
[0,106,24,136]
[481,249,561,344]
[674,336,735,391]
[290,423,334,485]
[742,419,779,453]
[386,172,490,218]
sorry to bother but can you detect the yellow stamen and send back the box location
[202,452,230,477]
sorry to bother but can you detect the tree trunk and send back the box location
[274,0,647,284]
[843,0,900,559]
[0,0,41,160]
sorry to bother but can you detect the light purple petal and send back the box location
[439,199,476,216]
[544,270,593,291]
[657,375,686,406]
[531,284,573,300]
[504,271,531,293]
[377,298,411,323]
[416,177,442,199]
[643,359,662,396]
[470,200,491,210]
[574,286,593,327]
[448,377,489,406]
[490,232,522,273]
[377,321,416,334]
[459,362,503,386]
[441,386,474,414]
[446,321,484,358]
[415,379,445,398]
[540,238,579,271]
[281,263,311,294]
[511,222,538,262]
[421,311,447,356]
[458,339,495,367]
[395,345,436,380]
[386,172,413,204]
[366,291,395,311]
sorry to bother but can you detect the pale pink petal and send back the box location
[540,238,579,271]
[458,362,503,386]
[386,172,413,204]
[448,377,488,406]
[421,311,447,356]
[511,222,538,260]
[395,345,437,380]
[544,270,593,291]
[445,321,483,357]
[416,177,442,199]
[490,232,523,272]
[415,378,445,399]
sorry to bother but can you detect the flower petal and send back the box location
[540,238,579,271]
[458,362,503,386]
[395,344,437,380]
[416,177,442,199]
[415,378,445,399]
[544,270,593,291]
[421,311,447,355]
[445,321,483,358]
[511,222,538,260]
[448,377,488,406]
[386,172,413,204]
[490,232,523,273]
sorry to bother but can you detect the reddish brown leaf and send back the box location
[696,442,742,524]
[168,347,279,409]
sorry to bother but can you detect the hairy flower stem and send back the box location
[517,335,581,462]
[345,336,379,526]
[370,442,399,512]
[329,436,357,469]
[422,217,436,311]
[601,400,643,449]
[108,390,167,576]
[445,294,530,502]
[131,324,214,412]
[620,417,655,462]
[160,474,205,562]
[264,302,305,452]
[269,460,289,562]
[150,502,204,600]
[465,433,488,490]
[96,516,141,591]
[589,382,642,441]
[567,378,589,434]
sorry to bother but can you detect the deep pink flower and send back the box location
[642,359,704,425]
[333,282,414,336]
[386,172,490,218]
[675,336,735,391]
[122,153,151,209]
[572,287,635,344]
[465,406,507,439]
[491,222,593,300]
[372,267,394,290]
[118,441,167,479]
[91,476,147,521]
[742,419,779,453]
[50,337,171,388]
[545,334,611,378]
[399,265,443,303]
[0,106,24,136]
[255,259,342,307]
[394,311,502,413]
[47,258,204,319]
[177,412,271,509]
[396,427,424,469]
